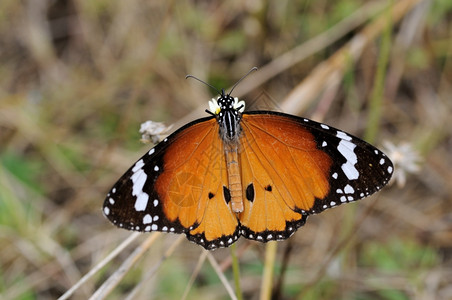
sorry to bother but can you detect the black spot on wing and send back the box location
[223,186,231,204]
[246,183,255,202]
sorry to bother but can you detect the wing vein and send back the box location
[241,121,302,207]
[241,123,296,212]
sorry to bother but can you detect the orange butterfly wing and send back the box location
[104,117,239,249]
[104,107,393,249]
[237,112,391,241]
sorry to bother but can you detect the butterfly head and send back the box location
[208,89,245,142]
[208,89,245,115]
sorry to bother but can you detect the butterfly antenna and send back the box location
[185,74,222,95]
[228,66,258,95]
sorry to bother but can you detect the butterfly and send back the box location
[103,76,393,250]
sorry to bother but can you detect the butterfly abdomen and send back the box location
[224,143,243,213]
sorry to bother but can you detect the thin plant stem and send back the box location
[230,242,243,300]
[58,232,141,300]
[207,253,237,300]
[260,241,277,300]
[180,251,208,300]
[89,233,162,300]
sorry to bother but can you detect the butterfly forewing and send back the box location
[240,112,393,216]
[102,119,209,235]
[103,117,241,249]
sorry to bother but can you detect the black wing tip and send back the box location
[309,164,393,215]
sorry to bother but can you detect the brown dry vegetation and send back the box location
[1,0,451,299]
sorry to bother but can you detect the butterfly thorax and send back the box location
[209,90,245,143]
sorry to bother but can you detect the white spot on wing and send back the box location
[143,214,152,224]
[337,140,359,180]
[103,207,110,215]
[344,184,355,194]
[132,159,145,172]
[134,190,149,211]
[131,160,149,211]
[341,162,359,180]
[336,131,352,141]
[148,148,155,155]
[321,124,329,130]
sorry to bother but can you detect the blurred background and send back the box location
[1,0,451,299]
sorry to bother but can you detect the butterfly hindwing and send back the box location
[152,118,240,249]
[103,117,240,249]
